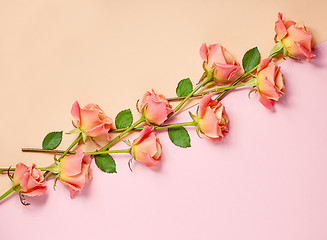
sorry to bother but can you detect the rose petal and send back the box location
[71,101,81,124]
[60,149,85,176]
[84,123,111,140]
[213,63,238,81]
[134,126,154,145]
[134,151,160,169]
[257,58,272,73]
[134,132,158,159]
[208,44,226,66]
[13,163,28,183]
[198,107,221,139]
[198,93,214,117]
[258,94,274,110]
[275,12,287,40]
[200,43,208,62]
[288,41,316,61]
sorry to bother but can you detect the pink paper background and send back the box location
[1,42,327,239]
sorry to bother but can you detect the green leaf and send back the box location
[168,127,191,148]
[242,47,260,72]
[176,78,193,97]
[95,154,117,173]
[115,109,133,129]
[42,131,63,150]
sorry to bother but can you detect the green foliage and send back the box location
[115,109,133,129]
[42,131,63,150]
[168,127,191,148]
[95,154,117,173]
[176,78,193,97]
[242,47,260,72]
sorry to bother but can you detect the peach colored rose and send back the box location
[275,12,315,61]
[139,89,174,125]
[200,43,240,84]
[59,149,92,198]
[256,58,284,110]
[132,126,162,169]
[197,93,229,142]
[71,101,113,140]
[13,163,47,197]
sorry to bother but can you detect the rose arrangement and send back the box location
[0,13,316,205]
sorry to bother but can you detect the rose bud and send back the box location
[200,43,240,84]
[59,149,92,198]
[13,163,47,197]
[71,101,113,140]
[275,12,315,61]
[139,89,174,125]
[196,93,229,141]
[132,126,162,169]
[256,58,284,110]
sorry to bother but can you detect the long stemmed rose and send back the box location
[0,13,315,204]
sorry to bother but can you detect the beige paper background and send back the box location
[0,0,326,193]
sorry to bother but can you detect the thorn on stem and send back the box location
[7,166,13,181]
[136,99,140,113]
[19,192,30,206]
[90,137,101,147]
[128,158,134,172]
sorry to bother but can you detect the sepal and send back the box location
[67,128,82,135]
[188,111,198,124]
[244,77,257,87]
[43,162,60,174]
[270,41,285,56]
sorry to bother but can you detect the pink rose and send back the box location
[275,12,315,61]
[256,58,284,110]
[139,89,174,125]
[200,43,240,84]
[59,149,92,198]
[71,101,113,140]
[197,93,229,141]
[13,163,47,197]
[132,126,162,169]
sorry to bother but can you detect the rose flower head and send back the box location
[275,12,315,61]
[139,89,174,125]
[59,149,92,198]
[13,163,47,197]
[71,101,113,141]
[255,58,284,110]
[200,43,240,84]
[196,93,229,141]
[132,126,162,169]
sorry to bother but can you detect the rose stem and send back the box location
[0,168,15,173]
[110,121,197,133]
[0,167,48,173]
[99,116,145,151]
[1,149,130,176]
[88,149,130,155]
[17,148,131,157]
[167,83,246,101]
[0,183,20,201]
[57,133,83,162]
